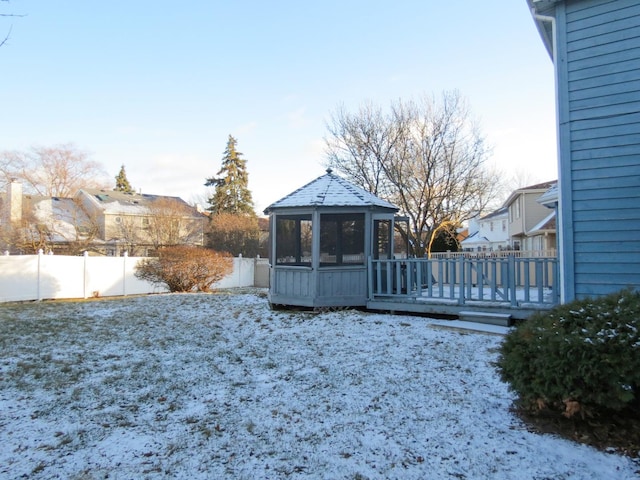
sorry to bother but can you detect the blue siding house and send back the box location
[528,0,640,301]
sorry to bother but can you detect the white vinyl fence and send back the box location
[0,252,268,303]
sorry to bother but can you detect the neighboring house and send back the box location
[460,207,510,252]
[77,189,206,256]
[527,210,557,252]
[529,0,640,301]
[533,182,560,251]
[0,181,98,254]
[1,182,206,255]
[503,180,557,252]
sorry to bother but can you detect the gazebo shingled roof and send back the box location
[264,169,397,213]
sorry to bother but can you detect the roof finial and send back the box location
[326,167,333,175]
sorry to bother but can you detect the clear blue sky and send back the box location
[1,1,556,214]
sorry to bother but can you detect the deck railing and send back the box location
[368,255,559,308]
[430,249,557,259]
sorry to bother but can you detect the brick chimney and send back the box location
[6,179,23,225]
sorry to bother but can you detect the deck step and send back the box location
[458,310,512,327]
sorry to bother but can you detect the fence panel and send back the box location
[0,255,39,302]
[214,257,256,289]
[0,253,263,303]
[38,254,86,300]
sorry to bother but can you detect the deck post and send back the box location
[523,259,531,303]
[367,256,373,300]
[508,255,517,307]
[536,259,544,303]
[458,255,465,305]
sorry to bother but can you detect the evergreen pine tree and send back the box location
[114,164,134,193]
[205,135,255,215]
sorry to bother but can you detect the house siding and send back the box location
[560,0,640,299]
[522,193,552,232]
[506,187,556,251]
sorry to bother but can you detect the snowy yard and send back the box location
[0,290,637,479]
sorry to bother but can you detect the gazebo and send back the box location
[263,169,401,309]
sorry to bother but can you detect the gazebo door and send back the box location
[372,215,395,293]
[373,216,394,260]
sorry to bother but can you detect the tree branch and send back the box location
[1,0,27,48]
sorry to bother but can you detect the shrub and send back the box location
[135,246,233,292]
[497,289,640,418]
[207,213,260,257]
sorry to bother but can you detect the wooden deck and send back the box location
[366,256,559,321]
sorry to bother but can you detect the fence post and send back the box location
[83,251,89,299]
[122,252,128,296]
[37,249,43,301]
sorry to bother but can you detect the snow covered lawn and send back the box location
[0,290,637,479]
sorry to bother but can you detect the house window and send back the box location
[115,216,122,224]
[515,199,521,219]
[502,220,506,232]
[320,213,365,265]
[275,215,312,265]
[490,222,494,232]
[142,217,150,228]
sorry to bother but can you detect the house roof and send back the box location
[80,189,202,217]
[502,180,557,208]
[537,183,558,208]
[529,210,556,234]
[480,206,508,221]
[460,231,487,245]
[263,169,398,213]
[27,196,94,243]
[527,0,560,59]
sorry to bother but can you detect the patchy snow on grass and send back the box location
[0,290,638,479]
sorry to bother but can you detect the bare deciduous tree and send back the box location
[115,215,144,256]
[1,198,100,254]
[146,197,205,249]
[52,199,102,255]
[0,207,49,254]
[0,143,109,197]
[1,0,25,49]
[325,91,500,257]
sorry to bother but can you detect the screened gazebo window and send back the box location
[275,215,312,265]
[320,213,365,265]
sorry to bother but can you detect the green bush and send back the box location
[497,289,640,417]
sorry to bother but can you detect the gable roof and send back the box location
[24,195,94,243]
[529,210,556,234]
[537,183,558,208]
[80,189,202,217]
[480,206,508,221]
[264,169,398,213]
[503,180,557,208]
[527,0,559,59]
[460,230,490,246]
